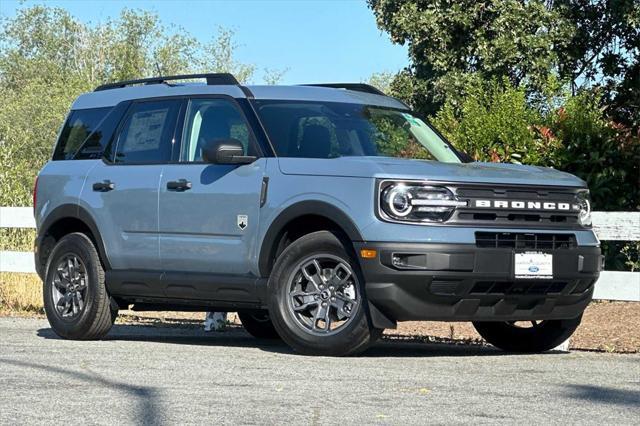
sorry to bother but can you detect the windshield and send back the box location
[254,100,461,163]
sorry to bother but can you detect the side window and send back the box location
[75,102,129,160]
[53,107,111,160]
[113,100,180,164]
[181,99,255,162]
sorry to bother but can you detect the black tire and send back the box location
[473,316,583,353]
[238,310,281,339]
[268,231,381,356]
[43,233,117,340]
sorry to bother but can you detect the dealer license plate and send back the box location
[514,252,553,279]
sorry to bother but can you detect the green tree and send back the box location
[263,67,289,85]
[368,0,640,125]
[197,28,255,83]
[366,71,395,94]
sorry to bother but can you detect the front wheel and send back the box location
[268,231,381,356]
[473,316,583,353]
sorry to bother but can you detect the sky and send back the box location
[0,0,409,84]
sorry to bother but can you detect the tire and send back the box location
[473,316,583,353]
[43,233,117,340]
[267,231,381,356]
[238,310,281,339]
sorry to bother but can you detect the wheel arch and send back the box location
[258,200,363,278]
[36,204,110,279]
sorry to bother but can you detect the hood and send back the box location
[278,157,586,188]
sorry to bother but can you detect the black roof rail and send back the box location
[300,83,385,96]
[94,73,239,92]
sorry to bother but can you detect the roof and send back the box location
[71,83,409,111]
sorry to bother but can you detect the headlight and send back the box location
[379,181,467,223]
[575,190,592,226]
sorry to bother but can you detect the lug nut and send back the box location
[322,302,328,307]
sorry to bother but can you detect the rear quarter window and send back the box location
[53,107,111,160]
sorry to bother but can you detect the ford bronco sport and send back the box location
[34,73,601,356]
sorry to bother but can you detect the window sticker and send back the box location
[124,109,168,151]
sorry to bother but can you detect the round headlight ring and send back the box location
[576,191,592,226]
[385,186,413,217]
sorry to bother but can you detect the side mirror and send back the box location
[202,139,257,165]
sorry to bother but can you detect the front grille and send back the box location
[475,232,577,249]
[449,185,584,229]
[470,281,568,295]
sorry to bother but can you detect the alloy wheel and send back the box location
[286,254,359,335]
[51,254,88,319]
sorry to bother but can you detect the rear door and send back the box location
[83,99,181,271]
[158,97,266,277]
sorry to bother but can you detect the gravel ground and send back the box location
[1,317,639,425]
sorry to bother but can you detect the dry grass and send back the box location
[0,228,35,251]
[0,272,43,314]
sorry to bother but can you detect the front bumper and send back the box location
[354,242,602,322]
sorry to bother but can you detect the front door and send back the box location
[159,98,265,276]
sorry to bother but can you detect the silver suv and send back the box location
[34,73,601,355]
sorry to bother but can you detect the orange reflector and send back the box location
[360,249,377,259]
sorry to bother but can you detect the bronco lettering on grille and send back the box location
[474,200,578,211]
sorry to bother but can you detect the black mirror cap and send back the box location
[202,139,256,165]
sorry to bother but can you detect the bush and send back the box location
[551,92,640,211]
[432,78,562,166]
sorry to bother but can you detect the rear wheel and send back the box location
[237,310,280,339]
[473,316,582,353]
[268,231,381,356]
[43,233,117,339]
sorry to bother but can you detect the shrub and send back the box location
[432,78,562,166]
[550,92,640,211]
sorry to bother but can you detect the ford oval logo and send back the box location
[529,265,540,273]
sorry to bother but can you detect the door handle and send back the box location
[92,180,115,192]
[166,179,192,192]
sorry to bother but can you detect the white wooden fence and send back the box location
[1,207,639,301]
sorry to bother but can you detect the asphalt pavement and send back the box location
[1,317,638,425]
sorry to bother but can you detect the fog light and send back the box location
[392,254,406,267]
